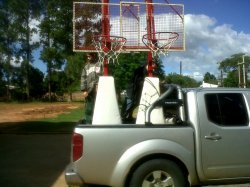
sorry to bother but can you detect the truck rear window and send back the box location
[205,93,249,126]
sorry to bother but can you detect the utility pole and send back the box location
[180,61,182,75]
[238,55,246,88]
[243,55,246,88]
[238,61,241,87]
[220,70,223,87]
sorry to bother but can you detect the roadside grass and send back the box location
[39,106,83,123]
[0,104,84,134]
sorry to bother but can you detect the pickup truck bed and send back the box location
[66,124,196,186]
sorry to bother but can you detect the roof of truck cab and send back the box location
[182,87,250,93]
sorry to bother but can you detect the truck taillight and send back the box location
[72,133,83,162]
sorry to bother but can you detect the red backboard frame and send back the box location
[73,1,185,53]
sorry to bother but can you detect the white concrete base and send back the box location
[136,77,165,125]
[92,76,121,125]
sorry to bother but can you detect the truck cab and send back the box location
[188,88,250,183]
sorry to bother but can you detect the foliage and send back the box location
[223,71,238,87]
[0,0,20,100]
[10,64,45,100]
[12,0,41,99]
[109,52,147,92]
[203,72,217,84]
[40,53,83,101]
[39,0,73,56]
[108,52,166,97]
[0,63,6,97]
[29,66,45,98]
[218,53,249,72]
[39,0,75,101]
[218,53,250,87]
[74,0,101,48]
[165,73,199,88]
[43,71,65,95]
[64,54,84,92]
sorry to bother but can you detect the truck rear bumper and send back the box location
[65,163,85,186]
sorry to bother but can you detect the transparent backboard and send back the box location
[73,1,185,52]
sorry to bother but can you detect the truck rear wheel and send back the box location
[129,159,189,187]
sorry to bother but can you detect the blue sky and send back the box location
[160,0,250,80]
[33,0,250,80]
[183,0,250,33]
[185,0,250,35]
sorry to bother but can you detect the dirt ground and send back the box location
[0,102,82,123]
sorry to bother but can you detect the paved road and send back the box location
[0,123,249,187]
[0,134,70,187]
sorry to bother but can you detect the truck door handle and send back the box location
[205,133,222,141]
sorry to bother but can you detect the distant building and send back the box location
[200,81,218,88]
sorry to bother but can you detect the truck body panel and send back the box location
[73,126,195,186]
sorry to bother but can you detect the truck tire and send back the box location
[129,159,189,187]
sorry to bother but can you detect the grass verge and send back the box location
[0,106,84,134]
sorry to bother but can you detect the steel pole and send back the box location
[145,0,155,77]
[102,0,110,76]
[243,55,246,88]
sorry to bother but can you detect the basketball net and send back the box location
[142,32,179,58]
[92,35,126,65]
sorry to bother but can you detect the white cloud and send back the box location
[164,14,250,80]
[0,55,22,67]
[10,56,23,67]
[29,18,40,44]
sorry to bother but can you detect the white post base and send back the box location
[92,76,121,125]
[136,77,165,125]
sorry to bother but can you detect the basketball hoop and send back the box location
[92,35,127,64]
[142,32,179,58]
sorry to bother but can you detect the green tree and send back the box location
[153,56,166,80]
[11,0,41,100]
[74,0,101,48]
[203,72,217,84]
[29,66,45,98]
[0,62,5,97]
[223,71,238,88]
[109,52,165,94]
[219,53,247,72]
[109,53,147,93]
[11,64,44,100]
[40,0,62,101]
[64,53,83,101]
[39,0,74,101]
[218,53,250,88]
[40,0,73,55]
[43,70,68,101]
[165,73,199,88]
[40,47,64,101]
[0,0,19,100]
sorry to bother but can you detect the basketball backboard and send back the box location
[73,1,185,52]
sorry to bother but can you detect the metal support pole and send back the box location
[238,61,241,88]
[220,70,223,87]
[243,55,246,88]
[145,0,155,77]
[238,55,246,88]
[180,61,182,75]
[102,0,110,76]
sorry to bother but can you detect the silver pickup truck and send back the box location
[65,84,250,187]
